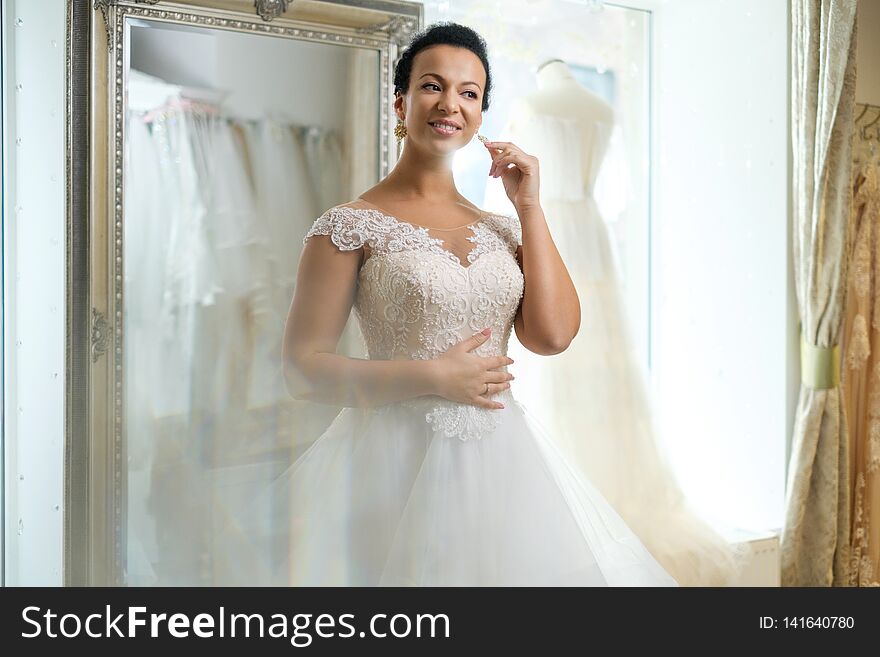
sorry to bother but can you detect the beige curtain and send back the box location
[841,103,880,587]
[782,0,858,587]
[341,47,380,201]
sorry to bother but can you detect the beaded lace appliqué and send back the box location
[303,205,524,442]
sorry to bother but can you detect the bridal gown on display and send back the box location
[254,197,678,586]
[482,105,743,586]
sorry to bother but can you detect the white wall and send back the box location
[2,0,66,585]
[856,0,880,105]
[649,0,790,533]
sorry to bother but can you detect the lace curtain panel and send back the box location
[782,0,858,587]
[841,103,880,587]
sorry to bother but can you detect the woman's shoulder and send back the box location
[333,198,374,211]
[313,198,390,222]
[479,208,522,248]
[302,201,393,251]
[318,199,372,216]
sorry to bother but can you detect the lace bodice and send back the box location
[303,204,525,441]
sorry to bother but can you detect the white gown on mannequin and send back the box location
[253,199,678,586]
[483,107,743,586]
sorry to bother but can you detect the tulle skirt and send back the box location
[252,389,679,587]
[507,197,745,586]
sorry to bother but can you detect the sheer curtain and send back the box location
[783,0,858,587]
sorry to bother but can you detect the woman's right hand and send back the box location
[431,328,515,409]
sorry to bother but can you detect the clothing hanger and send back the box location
[856,103,880,142]
[141,96,222,124]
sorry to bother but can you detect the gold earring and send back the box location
[476,133,489,144]
[394,119,407,141]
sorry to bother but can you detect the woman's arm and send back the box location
[512,203,581,355]
[282,234,440,408]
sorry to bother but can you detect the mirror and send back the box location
[71,0,421,586]
[125,20,382,585]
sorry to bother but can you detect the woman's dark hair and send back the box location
[393,22,492,112]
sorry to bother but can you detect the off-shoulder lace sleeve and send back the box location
[302,206,372,251]
[509,213,523,247]
[487,212,523,249]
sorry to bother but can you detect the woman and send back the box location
[276,22,678,586]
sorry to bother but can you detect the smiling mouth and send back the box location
[429,122,461,134]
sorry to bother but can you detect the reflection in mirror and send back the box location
[123,19,378,585]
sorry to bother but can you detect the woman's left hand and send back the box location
[484,140,541,211]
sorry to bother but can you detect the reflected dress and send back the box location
[263,201,678,586]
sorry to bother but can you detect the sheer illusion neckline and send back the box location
[354,197,487,232]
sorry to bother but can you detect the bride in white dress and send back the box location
[268,22,678,586]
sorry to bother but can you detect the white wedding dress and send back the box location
[254,198,678,586]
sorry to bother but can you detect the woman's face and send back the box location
[396,44,486,153]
